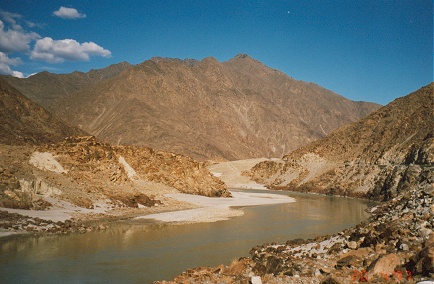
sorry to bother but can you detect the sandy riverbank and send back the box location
[0,192,196,238]
[0,189,295,238]
[0,191,295,237]
[137,190,295,224]
[0,159,288,236]
[0,161,297,236]
[138,159,295,224]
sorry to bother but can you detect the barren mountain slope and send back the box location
[248,83,434,200]
[0,78,85,145]
[1,62,132,111]
[51,54,380,161]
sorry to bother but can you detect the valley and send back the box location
[0,55,432,283]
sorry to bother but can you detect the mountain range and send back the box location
[2,54,380,161]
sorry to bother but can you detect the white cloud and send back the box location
[0,51,22,65]
[0,10,23,30]
[0,9,111,74]
[0,19,40,53]
[0,51,24,77]
[31,37,111,63]
[11,70,24,78]
[53,7,86,19]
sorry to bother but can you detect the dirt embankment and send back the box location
[0,136,230,237]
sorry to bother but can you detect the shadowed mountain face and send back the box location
[3,55,380,161]
[248,83,434,200]
[0,78,85,145]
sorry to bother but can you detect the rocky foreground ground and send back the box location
[154,180,434,284]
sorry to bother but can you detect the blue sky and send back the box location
[0,0,432,105]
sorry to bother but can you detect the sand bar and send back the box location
[0,198,110,223]
[137,190,296,224]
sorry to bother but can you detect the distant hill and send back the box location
[1,62,132,111]
[248,83,434,200]
[0,78,85,145]
[3,55,380,161]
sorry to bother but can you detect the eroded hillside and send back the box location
[248,83,434,200]
[0,136,228,211]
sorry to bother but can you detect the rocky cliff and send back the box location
[4,55,380,161]
[248,83,434,200]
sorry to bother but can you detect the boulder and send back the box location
[321,277,341,284]
[336,255,363,269]
[250,276,262,284]
[420,234,434,276]
[347,241,358,250]
[341,247,373,259]
[265,255,283,274]
[224,259,247,276]
[367,253,401,279]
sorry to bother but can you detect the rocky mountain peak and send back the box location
[229,53,257,62]
[150,56,182,63]
[201,56,219,63]
[230,53,271,65]
[183,58,200,67]
[226,53,267,67]
[195,56,222,70]
[235,53,250,58]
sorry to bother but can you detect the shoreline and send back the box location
[0,158,293,238]
[137,190,296,224]
[0,188,295,238]
[154,183,434,284]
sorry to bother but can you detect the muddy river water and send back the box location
[0,190,373,283]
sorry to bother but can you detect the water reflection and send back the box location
[0,190,373,283]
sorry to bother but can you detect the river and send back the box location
[0,190,373,283]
